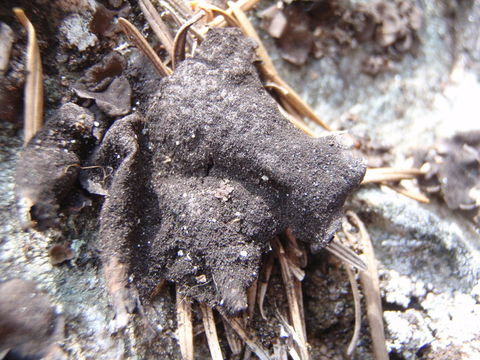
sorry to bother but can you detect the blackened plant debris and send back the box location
[417,131,480,223]
[72,51,131,117]
[15,103,95,230]
[260,0,423,66]
[49,243,75,265]
[15,28,365,317]
[0,279,64,359]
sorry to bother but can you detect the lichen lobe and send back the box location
[15,28,366,314]
[97,28,365,312]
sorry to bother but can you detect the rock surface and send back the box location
[1,0,480,359]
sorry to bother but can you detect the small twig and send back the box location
[218,310,271,360]
[64,164,104,173]
[346,211,388,360]
[172,11,205,69]
[176,288,194,360]
[14,8,43,145]
[345,266,362,358]
[200,303,223,360]
[139,0,175,58]
[242,310,253,360]
[362,174,416,184]
[326,237,367,272]
[118,17,172,77]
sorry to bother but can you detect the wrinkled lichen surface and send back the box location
[15,28,365,316]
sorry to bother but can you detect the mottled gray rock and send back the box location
[353,186,480,358]
[1,0,480,358]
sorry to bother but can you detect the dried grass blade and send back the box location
[277,104,317,138]
[271,238,309,360]
[345,266,362,357]
[243,348,252,360]
[384,183,430,203]
[273,343,288,360]
[227,1,331,131]
[326,238,367,272]
[200,303,223,360]
[208,0,261,28]
[366,167,426,175]
[274,310,308,360]
[289,348,302,360]
[346,211,388,360]
[139,0,175,58]
[219,312,271,360]
[172,11,205,69]
[160,0,186,26]
[285,228,307,267]
[274,76,332,131]
[176,289,194,360]
[14,8,43,145]
[285,257,305,281]
[118,17,172,77]
[104,257,132,328]
[362,167,426,184]
[192,2,241,28]
[222,317,244,357]
[257,253,274,320]
[294,279,306,341]
[362,173,417,184]
[283,232,308,347]
[246,279,258,320]
[165,0,194,20]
